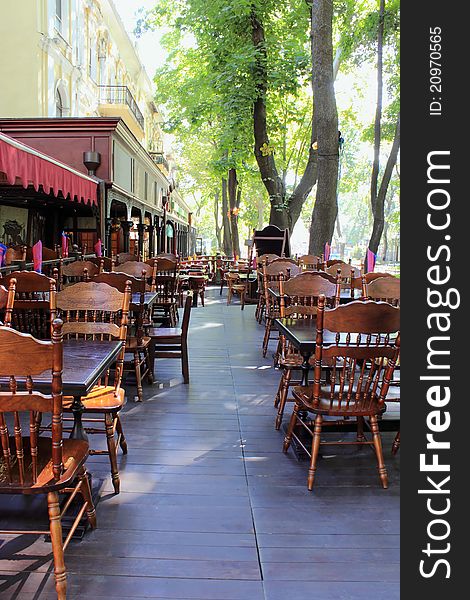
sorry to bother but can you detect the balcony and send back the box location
[98,85,145,137]
[149,151,170,173]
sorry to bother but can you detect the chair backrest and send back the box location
[351,272,395,292]
[0,278,16,326]
[298,254,322,270]
[115,261,157,290]
[116,252,140,264]
[311,296,400,412]
[279,272,340,319]
[155,259,177,300]
[326,262,361,278]
[25,245,59,262]
[1,271,56,338]
[156,253,178,262]
[0,319,64,486]
[56,281,131,391]
[181,293,193,341]
[257,253,280,266]
[157,258,178,272]
[87,256,114,273]
[365,276,400,306]
[61,260,99,285]
[93,272,146,294]
[4,245,27,265]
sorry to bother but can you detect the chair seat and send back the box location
[64,387,126,413]
[126,336,151,350]
[147,327,182,340]
[0,437,89,494]
[292,385,387,417]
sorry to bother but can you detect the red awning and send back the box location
[0,132,97,206]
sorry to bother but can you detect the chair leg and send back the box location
[283,402,299,453]
[356,416,366,442]
[78,467,97,529]
[182,342,189,384]
[115,413,128,454]
[392,430,400,455]
[200,290,205,307]
[370,415,388,488]
[241,290,245,310]
[105,413,120,494]
[227,289,232,305]
[134,349,143,402]
[308,415,323,491]
[276,368,292,430]
[262,318,272,357]
[144,347,153,384]
[47,491,67,600]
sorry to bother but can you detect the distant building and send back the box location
[0,0,193,256]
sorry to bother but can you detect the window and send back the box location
[55,0,63,33]
[89,38,98,82]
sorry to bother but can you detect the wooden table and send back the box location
[1,339,123,442]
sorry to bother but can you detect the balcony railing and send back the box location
[149,152,170,172]
[99,85,145,130]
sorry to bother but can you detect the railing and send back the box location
[149,152,170,172]
[99,85,145,130]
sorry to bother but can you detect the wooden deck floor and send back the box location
[0,287,400,599]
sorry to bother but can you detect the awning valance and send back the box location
[0,132,97,206]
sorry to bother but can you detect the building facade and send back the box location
[0,0,193,257]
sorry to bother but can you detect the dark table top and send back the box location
[131,291,158,309]
[0,339,123,397]
[275,318,390,353]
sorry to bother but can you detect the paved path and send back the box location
[0,287,400,599]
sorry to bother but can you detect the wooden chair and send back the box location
[188,275,206,308]
[93,272,153,403]
[87,256,115,273]
[351,272,395,298]
[0,321,96,599]
[365,276,401,453]
[61,260,99,287]
[0,278,16,326]
[262,260,302,358]
[115,260,157,291]
[56,281,132,493]
[365,276,400,306]
[1,271,57,339]
[326,262,361,293]
[116,252,140,264]
[4,245,27,266]
[147,294,192,384]
[274,272,341,430]
[156,253,178,262]
[298,254,322,271]
[283,297,400,490]
[257,253,280,266]
[152,258,178,326]
[226,272,247,309]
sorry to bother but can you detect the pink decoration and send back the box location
[32,240,43,273]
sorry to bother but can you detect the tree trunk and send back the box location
[251,9,318,233]
[257,195,264,230]
[370,0,385,216]
[366,114,400,263]
[214,190,222,250]
[222,177,233,256]
[308,0,339,256]
[228,168,241,257]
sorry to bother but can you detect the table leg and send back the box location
[70,396,88,441]
[300,351,312,387]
